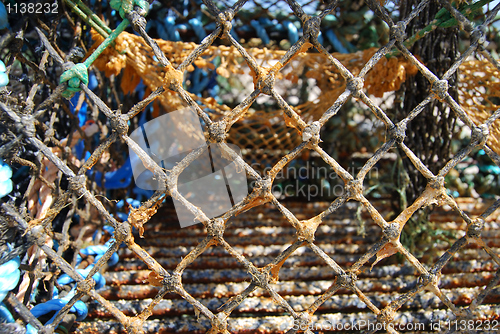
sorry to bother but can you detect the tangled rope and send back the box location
[0,228,117,333]
[60,0,150,98]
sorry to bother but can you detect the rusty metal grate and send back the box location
[1,0,500,333]
[71,199,500,333]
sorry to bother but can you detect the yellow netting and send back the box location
[89,30,500,161]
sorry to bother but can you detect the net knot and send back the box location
[297,215,322,243]
[207,218,225,242]
[76,277,96,295]
[346,77,364,98]
[470,124,489,147]
[162,273,181,292]
[431,79,449,101]
[377,308,395,325]
[255,177,273,197]
[69,175,87,196]
[467,217,484,239]
[304,16,321,41]
[164,65,183,91]
[428,176,445,190]
[302,121,321,144]
[208,121,228,143]
[256,68,276,95]
[345,179,362,201]
[388,121,406,144]
[471,25,488,47]
[417,272,439,288]
[114,223,131,244]
[417,273,431,287]
[336,272,356,289]
[211,312,228,332]
[110,0,149,19]
[294,312,312,331]
[389,22,406,43]
[218,9,234,38]
[59,63,88,99]
[110,112,129,136]
[383,222,400,241]
[248,266,271,289]
[126,318,145,334]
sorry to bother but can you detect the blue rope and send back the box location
[56,266,106,291]
[325,29,350,54]
[10,223,120,332]
[164,16,181,41]
[282,20,299,44]
[250,20,270,45]
[79,243,119,267]
[188,18,206,42]
[30,299,88,323]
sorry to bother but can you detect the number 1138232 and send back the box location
[6,2,58,15]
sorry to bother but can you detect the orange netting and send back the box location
[458,59,500,154]
[89,30,499,161]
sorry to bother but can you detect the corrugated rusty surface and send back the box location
[75,199,500,333]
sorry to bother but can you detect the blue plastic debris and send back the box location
[58,242,117,290]
[0,257,20,303]
[0,60,8,88]
[56,265,106,296]
[0,160,12,198]
[164,16,181,41]
[0,302,15,323]
[24,223,120,332]
[325,29,349,53]
[479,164,500,175]
[0,257,21,325]
[188,18,206,42]
[92,158,133,189]
[115,197,141,221]
[69,72,99,160]
[250,20,270,45]
[282,21,299,45]
[117,197,141,210]
[0,2,8,29]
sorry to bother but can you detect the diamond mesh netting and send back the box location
[0,0,500,333]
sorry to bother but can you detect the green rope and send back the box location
[406,0,491,44]
[59,0,149,98]
[59,19,129,98]
[83,19,130,67]
[60,63,88,99]
[387,0,493,57]
[110,0,149,19]
[63,0,112,38]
